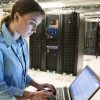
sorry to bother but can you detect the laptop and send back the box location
[56,66,100,100]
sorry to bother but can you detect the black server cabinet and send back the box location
[84,22,97,55]
[45,15,62,72]
[96,23,100,57]
[30,19,46,70]
[62,12,85,75]
[30,13,84,75]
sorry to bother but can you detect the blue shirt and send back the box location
[0,23,32,96]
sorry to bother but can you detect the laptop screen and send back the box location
[70,66,100,100]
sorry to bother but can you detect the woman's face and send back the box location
[15,12,43,37]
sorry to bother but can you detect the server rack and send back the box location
[30,19,46,70]
[96,23,100,57]
[84,22,97,55]
[30,15,62,72]
[45,15,62,72]
[62,12,85,75]
[30,12,85,75]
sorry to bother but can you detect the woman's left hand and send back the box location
[37,83,56,95]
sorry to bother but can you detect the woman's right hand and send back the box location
[16,91,33,100]
[31,90,52,100]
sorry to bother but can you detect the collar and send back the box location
[1,23,24,46]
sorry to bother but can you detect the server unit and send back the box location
[30,19,46,70]
[84,22,97,55]
[62,12,85,75]
[45,15,62,72]
[30,15,62,72]
[96,23,100,57]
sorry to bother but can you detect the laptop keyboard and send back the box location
[56,87,69,100]
[56,88,64,100]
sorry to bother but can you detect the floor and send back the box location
[27,55,100,100]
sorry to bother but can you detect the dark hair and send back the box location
[1,0,45,26]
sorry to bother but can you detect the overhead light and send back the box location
[83,11,100,15]
[39,1,64,8]
[0,8,3,12]
[86,18,100,22]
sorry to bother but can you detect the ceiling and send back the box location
[0,0,100,21]
[37,0,100,21]
[0,0,100,6]
[1,0,100,7]
[37,0,100,6]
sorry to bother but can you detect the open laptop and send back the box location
[56,66,100,100]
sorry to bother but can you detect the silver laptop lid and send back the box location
[69,66,100,100]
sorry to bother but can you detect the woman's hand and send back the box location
[15,91,33,100]
[29,80,56,95]
[37,83,56,95]
[31,90,52,100]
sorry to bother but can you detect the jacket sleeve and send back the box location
[25,74,33,87]
[24,39,33,87]
[0,50,24,96]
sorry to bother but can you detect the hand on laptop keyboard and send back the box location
[46,88,56,96]
[47,94,56,100]
[37,88,56,100]
[45,89,56,100]
[37,83,56,96]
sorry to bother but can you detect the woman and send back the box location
[0,0,56,100]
